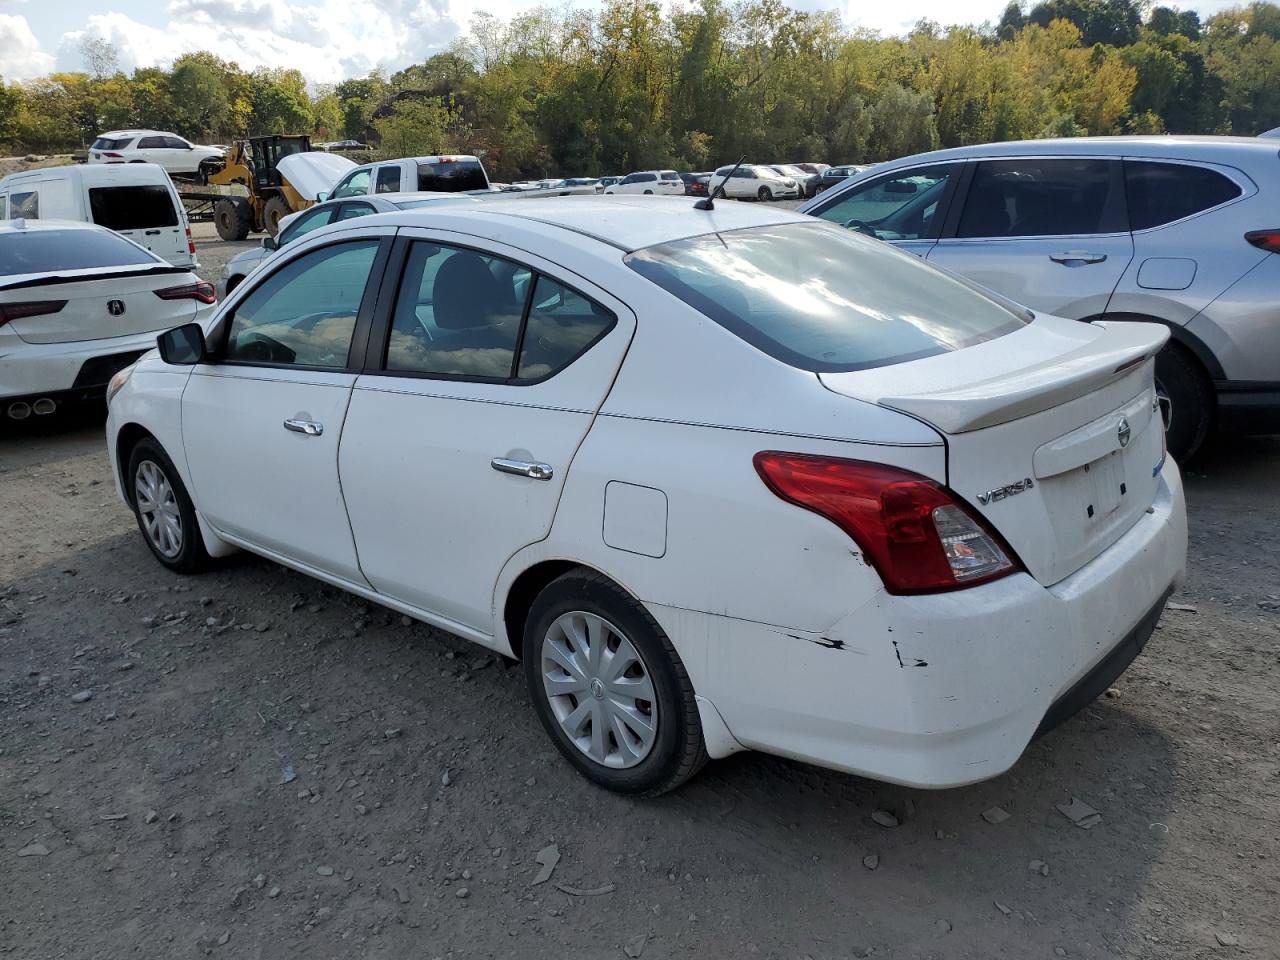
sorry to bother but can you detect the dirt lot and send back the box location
[2,227,1279,958]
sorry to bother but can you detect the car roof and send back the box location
[864,135,1280,170]
[98,129,170,138]
[388,195,807,252]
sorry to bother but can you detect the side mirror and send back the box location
[262,235,278,251]
[316,191,329,202]
[157,323,207,365]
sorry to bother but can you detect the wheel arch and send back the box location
[115,421,157,507]
[500,558,644,662]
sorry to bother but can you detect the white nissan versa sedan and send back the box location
[105,197,1187,796]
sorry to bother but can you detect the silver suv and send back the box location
[798,136,1280,459]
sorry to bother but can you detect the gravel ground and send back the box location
[2,226,1278,959]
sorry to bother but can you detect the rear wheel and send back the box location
[1155,341,1213,461]
[214,198,252,241]
[523,570,707,796]
[757,186,773,201]
[263,196,291,237]
[127,438,209,574]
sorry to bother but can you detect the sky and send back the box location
[0,0,1244,86]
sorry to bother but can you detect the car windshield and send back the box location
[625,222,1026,372]
[0,229,160,276]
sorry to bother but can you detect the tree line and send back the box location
[1,0,1278,180]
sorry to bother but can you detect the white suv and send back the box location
[88,130,224,181]
[603,170,685,195]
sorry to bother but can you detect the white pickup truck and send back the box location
[323,155,596,201]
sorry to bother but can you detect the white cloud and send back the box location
[0,13,54,80]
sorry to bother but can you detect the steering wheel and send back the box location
[842,219,879,238]
[235,331,297,365]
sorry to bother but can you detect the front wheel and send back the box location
[127,438,209,574]
[757,186,773,201]
[523,571,707,796]
[1154,341,1213,461]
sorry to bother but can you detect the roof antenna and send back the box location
[695,155,746,211]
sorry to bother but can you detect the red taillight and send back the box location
[154,281,216,304]
[1245,230,1280,253]
[102,151,124,158]
[185,226,196,255]
[0,300,67,328]
[753,452,1020,595]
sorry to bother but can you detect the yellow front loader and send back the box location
[207,134,315,240]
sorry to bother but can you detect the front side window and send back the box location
[626,222,1025,373]
[89,185,179,230]
[1124,160,1243,230]
[516,276,616,381]
[277,206,333,245]
[224,240,377,368]
[9,191,38,219]
[375,166,401,193]
[814,164,956,241]
[386,241,529,378]
[0,228,158,276]
[331,169,371,199]
[163,137,190,150]
[957,158,1123,238]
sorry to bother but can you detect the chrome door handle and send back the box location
[1050,251,1107,265]
[283,418,323,436]
[491,457,553,481]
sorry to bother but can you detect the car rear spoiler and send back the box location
[0,264,188,293]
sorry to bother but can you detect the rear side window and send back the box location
[0,229,158,276]
[416,159,488,193]
[1125,160,1243,230]
[137,136,166,149]
[9,191,38,219]
[386,241,528,379]
[225,240,378,368]
[89,185,179,230]
[375,166,401,193]
[957,159,1123,238]
[626,222,1025,373]
[516,276,615,381]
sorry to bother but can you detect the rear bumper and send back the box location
[649,461,1187,788]
[1,331,160,402]
[1214,380,1280,435]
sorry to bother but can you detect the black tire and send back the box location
[126,438,210,574]
[262,195,291,237]
[523,570,707,797]
[214,198,252,241]
[643,189,654,195]
[1155,341,1213,462]
[757,186,772,201]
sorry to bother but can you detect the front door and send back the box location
[181,233,386,581]
[339,231,635,634]
[927,157,1133,319]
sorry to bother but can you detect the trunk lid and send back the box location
[1,268,199,344]
[820,315,1170,585]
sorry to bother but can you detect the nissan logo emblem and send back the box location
[107,299,126,317]
[1117,416,1131,448]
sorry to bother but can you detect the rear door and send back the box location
[805,163,961,259]
[927,157,1133,318]
[87,182,189,266]
[338,230,635,632]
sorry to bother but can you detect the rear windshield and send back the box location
[625,222,1026,372]
[0,229,159,276]
[92,137,134,151]
[416,159,488,192]
[89,185,179,230]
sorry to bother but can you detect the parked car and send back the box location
[794,162,831,177]
[598,176,622,189]
[685,174,712,197]
[770,164,821,198]
[88,129,224,181]
[2,219,214,421]
[319,140,370,152]
[709,164,801,201]
[326,155,491,199]
[562,177,602,191]
[817,164,871,192]
[106,197,1185,797]
[604,171,685,195]
[799,136,1280,459]
[218,192,484,297]
[0,162,197,268]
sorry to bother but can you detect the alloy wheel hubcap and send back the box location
[541,611,657,769]
[134,460,183,558]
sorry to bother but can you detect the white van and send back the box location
[0,163,196,269]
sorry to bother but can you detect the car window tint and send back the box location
[224,240,377,368]
[0,197,6,220]
[1124,160,1242,230]
[336,202,376,220]
[814,165,956,241]
[278,206,333,245]
[9,191,38,218]
[957,159,1122,238]
[375,166,401,193]
[516,276,616,380]
[0,228,158,275]
[88,185,179,230]
[163,137,189,149]
[386,241,529,379]
[137,136,166,149]
[416,159,487,192]
[332,169,370,198]
[626,221,1025,373]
